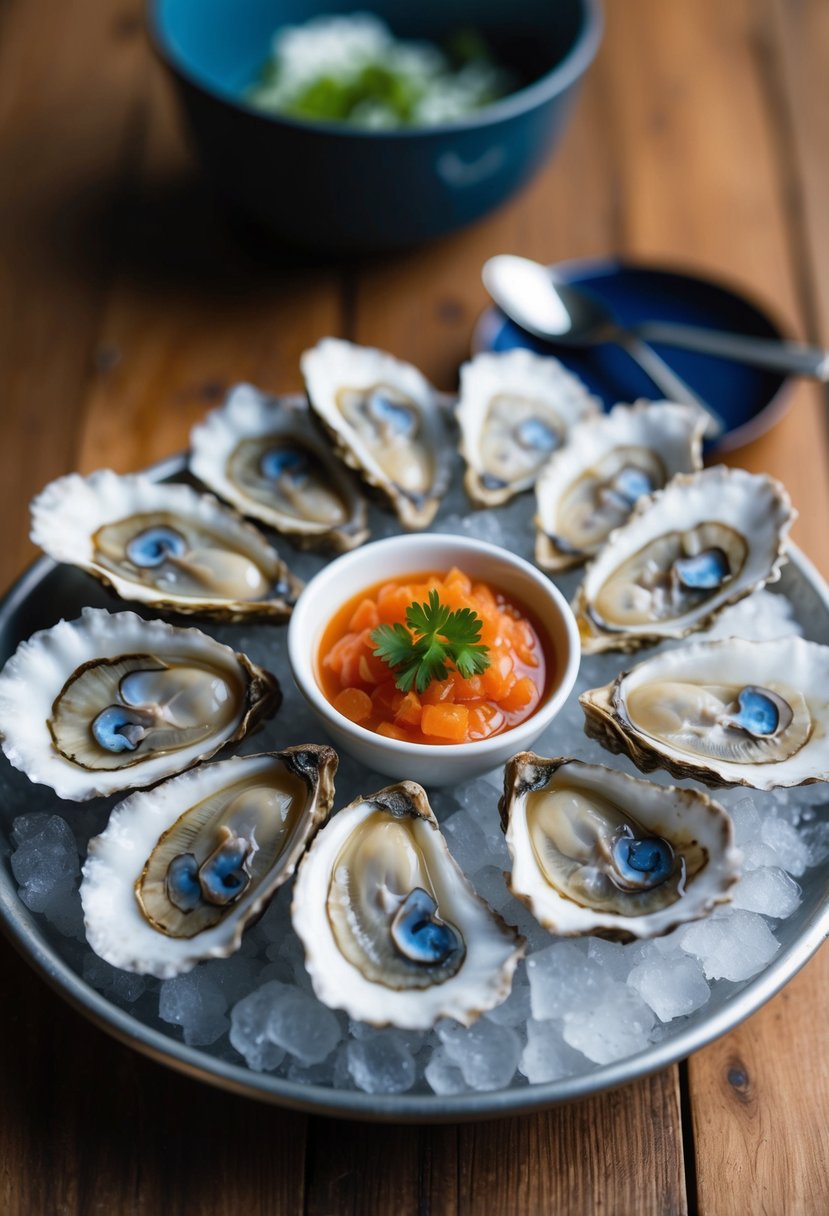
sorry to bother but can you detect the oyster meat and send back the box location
[0,608,280,799]
[500,754,739,940]
[572,466,794,653]
[457,349,600,507]
[81,746,337,976]
[535,401,706,571]
[31,470,303,620]
[581,635,829,789]
[291,781,524,1028]
[301,338,451,529]
[190,385,369,552]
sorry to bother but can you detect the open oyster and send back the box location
[581,636,829,789]
[572,467,794,653]
[81,746,337,976]
[291,781,524,1029]
[190,385,369,552]
[457,349,600,507]
[0,608,280,800]
[31,471,303,620]
[500,754,739,940]
[301,338,451,529]
[535,401,706,571]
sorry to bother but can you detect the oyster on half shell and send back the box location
[81,746,337,977]
[291,781,524,1029]
[581,636,829,790]
[535,401,706,571]
[0,608,280,800]
[190,385,369,552]
[457,349,600,507]
[572,466,795,653]
[31,470,303,621]
[500,754,739,940]
[301,338,452,529]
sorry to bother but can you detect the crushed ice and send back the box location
[4,473,828,1098]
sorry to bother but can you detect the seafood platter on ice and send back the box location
[1,339,829,1118]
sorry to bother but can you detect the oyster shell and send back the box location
[457,349,600,507]
[0,608,280,800]
[535,401,706,571]
[190,385,369,552]
[572,467,795,654]
[500,754,739,940]
[301,338,451,529]
[31,470,303,620]
[81,746,337,977]
[581,636,829,789]
[291,781,524,1029]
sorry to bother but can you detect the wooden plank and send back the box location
[457,1073,686,1216]
[690,953,829,1216]
[0,0,149,586]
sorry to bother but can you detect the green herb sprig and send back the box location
[370,589,490,694]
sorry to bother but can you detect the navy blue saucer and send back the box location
[473,258,793,452]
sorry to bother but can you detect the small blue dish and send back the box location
[473,258,793,453]
[148,0,602,253]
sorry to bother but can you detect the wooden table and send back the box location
[2,1,828,1211]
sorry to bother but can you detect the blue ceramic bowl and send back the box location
[148,0,602,252]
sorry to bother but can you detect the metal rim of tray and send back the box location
[1,464,828,1121]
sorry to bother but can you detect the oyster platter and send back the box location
[1,340,829,1118]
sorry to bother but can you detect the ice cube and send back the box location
[680,910,779,981]
[436,1019,520,1091]
[424,1046,470,1095]
[483,980,532,1027]
[731,867,801,918]
[627,955,710,1022]
[759,817,809,876]
[229,982,287,1071]
[519,1019,587,1084]
[345,1034,416,1094]
[562,983,655,1064]
[159,970,229,1047]
[526,941,613,1021]
[266,988,341,1065]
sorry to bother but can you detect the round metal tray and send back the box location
[1,455,828,1122]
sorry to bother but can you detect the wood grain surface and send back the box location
[0,1,827,1213]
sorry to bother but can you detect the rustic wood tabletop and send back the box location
[2,0,829,1211]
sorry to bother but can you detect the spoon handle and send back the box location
[618,335,726,439]
[636,321,829,379]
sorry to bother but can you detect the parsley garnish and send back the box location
[370,589,491,694]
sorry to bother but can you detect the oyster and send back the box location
[500,754,739,940]
[581,636,829,789]
[572,467,794,653]
[31,470,303,620]
[301,338,451,529]
[190,385,369,552]
[457,349,600,507]
[291,781,524,1029]
[0,608,280,800]
[535,401,706,571]
[81,746,337,976]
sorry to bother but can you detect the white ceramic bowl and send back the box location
[287,534,580,787]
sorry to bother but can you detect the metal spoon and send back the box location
[485,254,829,376]
[482,255,727,438]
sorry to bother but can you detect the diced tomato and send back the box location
[394,691,422,727]
[376,721,409,741]
[421,703,469,742]
[421,678,455,705]
[499,676,537,712]
[348,598,380,632]
[333,687,372,723]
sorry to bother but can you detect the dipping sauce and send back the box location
[317,567,553,745]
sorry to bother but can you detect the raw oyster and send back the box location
[535,401,706,571]
[500,754,739,940]
[291,781,524,1029]
[457,349,600,507]
[581,636,829,789]
[31,470,303,620]
[301,338,451,529]
[81,746,337,976]
[190,385,369,552]
[0,608,280,800]
[572,467,794,653]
